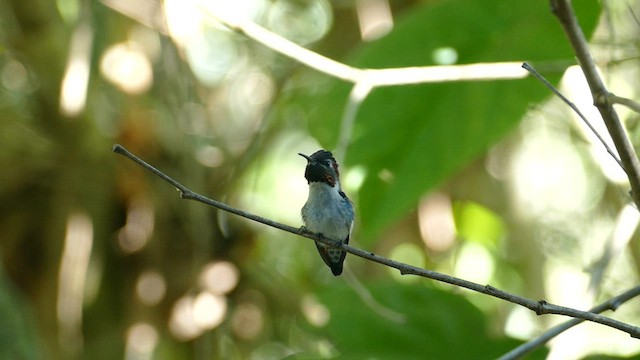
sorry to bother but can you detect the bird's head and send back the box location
[298,150,340,187]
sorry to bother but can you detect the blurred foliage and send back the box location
[453,201,505,246]
[294,0,600,239]
[1,0,639,359]
[0,261,42,360]
[316,282,539,359]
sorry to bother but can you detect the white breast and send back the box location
[301,181,352,241]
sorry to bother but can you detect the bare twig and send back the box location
[551,0,640,209]
[522,62,624,169]
[113,144,640,338]
[499,285,640,360]
[609,94,640,114]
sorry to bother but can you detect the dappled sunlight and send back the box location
[504,306,540,340]
[117,197,155,254]
[164,0,266,86]
[301,295,330,327]
[510,116,597,220]
[184,31,238,86]
[60,22,92,117]
[453,242,494,285]
[166,262,239,342]
[431,47,458,65]
[125,322,158,360]
[546,262,591,310]
[505,83,640,357]
[237,135,317,226]
[342,165,367,194]
[232,302,265,340]
[418,193,456,253]
[195,145,225,168]
[57,212,94,356]
[5,0,640,358]
[100,42,153,95]
[266,0,332,46]
[193,291,227,330]
[561,66,628,184]
[199,261,239,295]
[169,292,228,341]
[227,69,275,121]
[168,295,199,341]
[356,0,393,42]
[1,58,29,92]
[611,205,640,256]
[135,270,166,306]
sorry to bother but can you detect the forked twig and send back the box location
[551,0,640,209]
[500,285,640,359]
[522,62,623,169]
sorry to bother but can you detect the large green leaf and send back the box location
[0,261,41,360]
[314,283,546,359]
[297,0,600,239]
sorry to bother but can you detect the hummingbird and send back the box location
[299,150,354,276]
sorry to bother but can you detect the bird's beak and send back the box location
[298,153,312,162]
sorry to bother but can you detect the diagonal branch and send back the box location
[113,144,640,339]
[499,285,640,360]
[551,0,640,209]
[522,62,623,169]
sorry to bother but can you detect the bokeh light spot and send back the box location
[199,261,239,295]
[100,42,153,94]
[301,295,330,327]
[125,322,158,359]
[231,302,264,340]
[193,292,227,330]
[1,58,28,92]
[432,47,458,65]
[196,145,225,168]
[169,295,199,341]
[135,271,166,306]
[418,193,456,252]
[117,198,155,254]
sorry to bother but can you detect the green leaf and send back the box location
[454,201,505,245]
[314,283,546,359]
[0,261,41,360]
[296,0,600,240]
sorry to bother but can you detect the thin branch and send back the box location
[588,205,640,298]
[343,267,407,324]
[522,62,624,169]
[202,6,528,86]
[113,144,640,339]
[609,93,640,114]
[551,0,640,210]
[335,81,373,162]
[499,285,640,360]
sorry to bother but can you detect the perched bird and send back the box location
[299,150,354,276]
